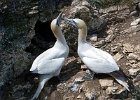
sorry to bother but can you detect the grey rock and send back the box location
[106,28,114,34]
[110,44,121,53]
[68,83,80,92]
[0,0,72,99]
[77,93,86,100]
[81,65,88,70]
[12,82,32,99]
[123,43,134,53]
[81,81,96,100]
[63,92,75,100]
[128,68,140,76]
[126,63,139,68]
[28,10,38,15]
[13,52,31,77]
[133,74,140,82]
[105,34,115,43]
[50,90,63,100]
[113,53,124,62]
[124,25,140,34]
[106,86,118,94]
[130,11,138,16]
[127,53,140,61]
[94,40,106,47]
[97,95,107,100]
[74,77,84,84]
[134,45,140,53]
[99,79,114,87]
[100,5,129,14]
[137,62,140,67]
[123,26,137,33]
[131,18,140,26]
[65,0,106,34]
[90,34,98,42]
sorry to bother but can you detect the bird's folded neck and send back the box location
[54,32,67,48]
[78,28,87,44]
[54,27,67,44]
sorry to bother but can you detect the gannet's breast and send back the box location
[30,46,68,74]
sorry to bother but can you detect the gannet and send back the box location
[30,13,69,100]
[64,18,134,92]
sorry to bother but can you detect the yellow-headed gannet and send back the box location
[64,18,134,92]
[30,13,69,100]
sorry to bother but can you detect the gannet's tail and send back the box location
[110,69,134,93]
[31,75,52,100]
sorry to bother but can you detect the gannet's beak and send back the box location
[64,18,78,28]
[56,12,63,26]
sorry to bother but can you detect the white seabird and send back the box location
[30,13,69,100]
[64,18,134,92]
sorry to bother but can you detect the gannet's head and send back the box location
[51,12,63,33]
[64,18,86,29]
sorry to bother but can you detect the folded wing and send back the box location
[82,57,119,73]
[30,57,65,74]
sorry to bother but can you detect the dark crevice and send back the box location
[25,19,56,56]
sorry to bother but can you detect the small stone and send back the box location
[134,45,140,53]
[63,93,74,100]
[106,86,118,94]
[111,45,121,53]
[81,65,88,70]
[81,81,96,100]
[34,77,39,83]
[28,10,38,15]
[126,63,138,68]
[105,34,115,43]
[131,18,140,26]
[90,34,98,42]
[50,90,62,100]
[68,83,79,92]
[130,60,137,64]
[94,40,105,47]
[135,25,140,32]
[85,70,91,74]
[31,6,38,10]
[82,0,90,6]
[131,64,138,68]
[133,75,140,82]
[77,57,82,64]
[127,53,140,61]
[65,56,77,65]
[77,94,82,99]
[106,28,114,34]
[123,43,134,53]
[77,93,86,99]
[128,68,140,76]
[130,11,138,16]
[137,62,140,67]
[113,53,123,62]
[97,95,107,100]
[99,79,114,87]
[74,77,84,84]
[44,96,48,100]
[123,26,137,33]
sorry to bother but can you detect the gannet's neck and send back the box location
[78,26,87,45]
[53,26,67,48]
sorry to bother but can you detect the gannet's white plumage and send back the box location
[65,18,133,92]
[30,13,69,100]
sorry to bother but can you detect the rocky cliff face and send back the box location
[0,0,140,100]
[0,0,73,99]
